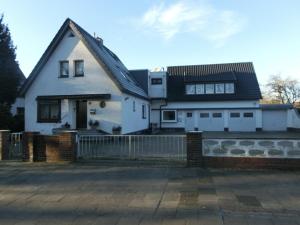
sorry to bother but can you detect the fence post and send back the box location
[22,132,40,162]
[0,130,10,160]
[186,131,203,167]
[128,135,132,159]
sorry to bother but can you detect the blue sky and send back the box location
[1,0,300,85]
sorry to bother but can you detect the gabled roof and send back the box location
[167,62,262,101]
[19,18,148,99]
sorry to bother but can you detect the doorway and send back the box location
[76,100,87,129]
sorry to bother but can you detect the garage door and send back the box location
[198,111,224,131]
[262,110,287,131]
[228,111,256,132]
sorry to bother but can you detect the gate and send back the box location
[9,132,23,160]
[77,135,186,161]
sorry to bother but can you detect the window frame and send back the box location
[142,104,146,119]
[133,100,136,112]
[230,112,240,118]
[59,60,69,78]
[74,60,84,77]
[196,84,205,95]
[185,84,196,95]
[205,83,215,94]
[212,112,222,118]
[225,83,235,94]
[215,83,225,94]
[186,112,193,118]
[37,99,61,123]
[200,112,210,118]
[151,78,163,85]
[244,112,254,118]
[162,110,177,122]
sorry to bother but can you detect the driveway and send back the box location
[0,161,300,224]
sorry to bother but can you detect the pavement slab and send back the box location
[0,162,300,224]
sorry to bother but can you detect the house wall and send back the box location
[24,29,123,134]
[121,94,149,134]
[148,71,167,98]
[151,100,261,131]
[87,99,122,133]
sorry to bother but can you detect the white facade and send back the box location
[24,29,149,134]
[148,71,167,98]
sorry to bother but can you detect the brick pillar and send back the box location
[22,132,40,162]
[58,131,77,161]
[186,131,203,167]
[0,130,10,160]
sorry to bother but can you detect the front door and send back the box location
[185,112,194,131]
[76,100,87,129]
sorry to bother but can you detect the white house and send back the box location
[19,19,149,134]
[18,18,300,134]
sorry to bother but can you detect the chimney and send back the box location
[95,37,103,46]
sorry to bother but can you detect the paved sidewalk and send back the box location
[0,161,300,224]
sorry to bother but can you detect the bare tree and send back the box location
[266,74,300,104]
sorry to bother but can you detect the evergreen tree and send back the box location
[0,14,24,130]
[0,14,20,105]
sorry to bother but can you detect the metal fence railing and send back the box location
[9,132,23,160]
[77,135,186,161]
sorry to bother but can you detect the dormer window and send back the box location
[59,61,69,78]
[185,84,195,95]
[215,83,225,94]
[74,60,84,77]
[185,82,235,95]
[205,84,214,94]
[225,83,235,94]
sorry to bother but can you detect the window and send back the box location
[196,84,205,94]
[185,84,195,95]
[200,113,209,118]
[59,61,69,77]
[151,78,162,85]
[215,83,224,94]
[186,112,193,117]
[212,112,222,118]
[162,110,177,122]
[133,101,136,112]
[225,83,235,94]
[74,60,84,76]
[230,112,240,118]
[142,105,146,119]
[244,112,253,118]
[205,84,214,94]
[37,100,61,123]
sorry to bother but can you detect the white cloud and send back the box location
[136,0,246,46]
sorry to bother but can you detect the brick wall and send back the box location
[0,130,10,160]
[23,131,77,162]
[23,132,40,162]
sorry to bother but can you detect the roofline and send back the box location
[167,62,254,69]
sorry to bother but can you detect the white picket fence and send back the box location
[77,135,186,161]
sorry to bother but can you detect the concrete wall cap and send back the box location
[187,131,203,133]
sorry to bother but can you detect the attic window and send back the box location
[68,32,75,37]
